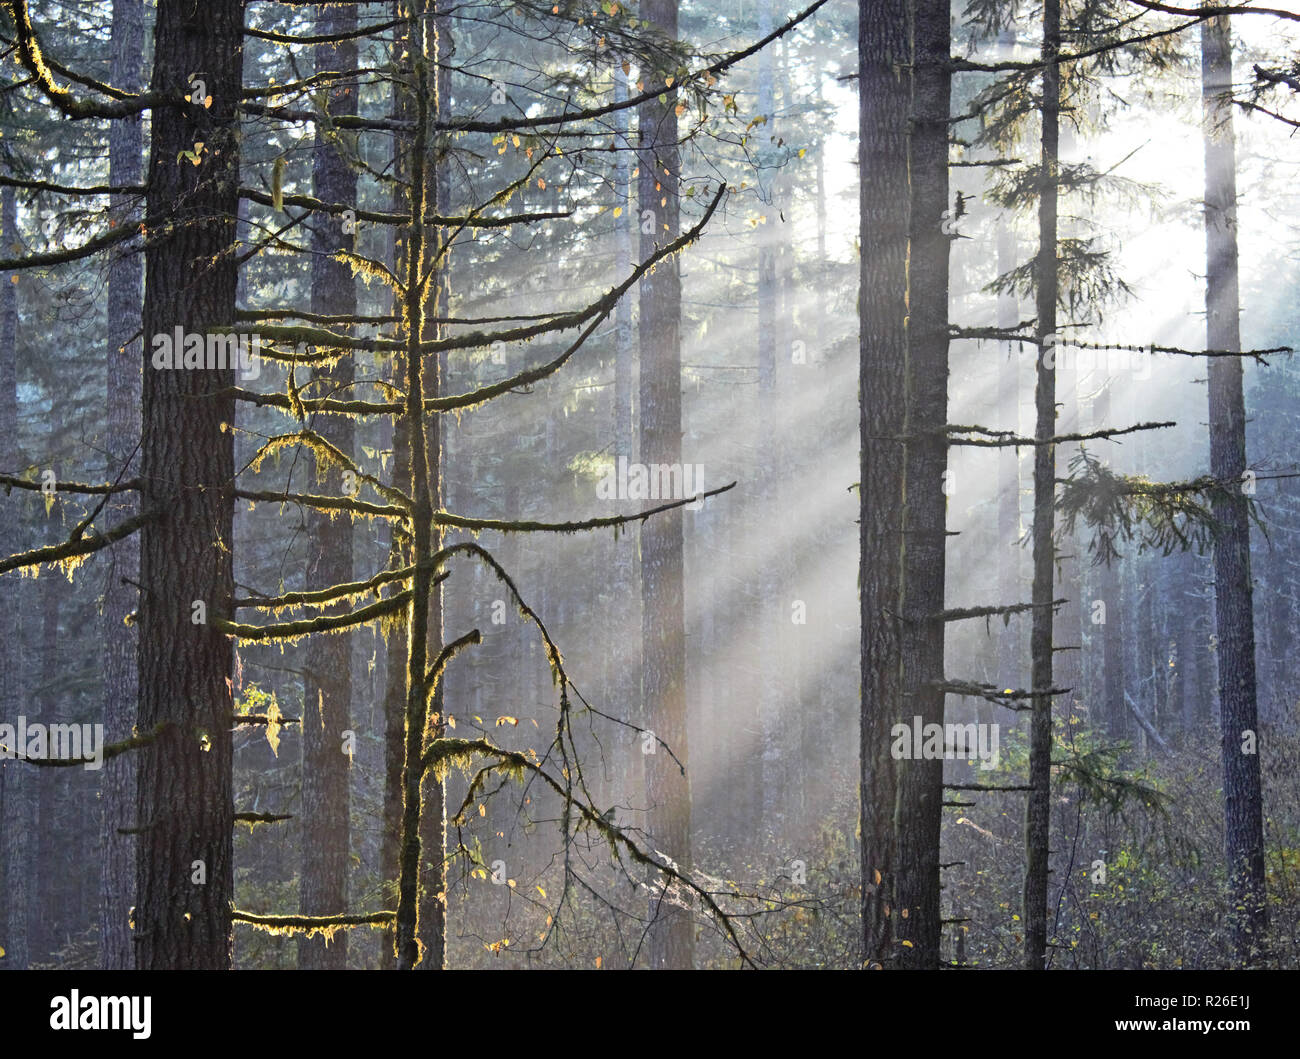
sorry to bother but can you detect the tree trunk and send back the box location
[1094,380,1126,740]
[416,0,450,970]
[380,0,413,969]
[0,183,30,969]
[298,2,359,971]
[100,0,145,973]
[394,0,445,970]
[858,0,909,970]
[894,0,951,969]
[612,60,641,814]
[638,0,692,970]
[134,0,243,969]
[1201,12,1267,961]
[1023,0,1060,972]
[756,0,782,841]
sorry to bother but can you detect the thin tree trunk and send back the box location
[33,560,60,963]
[1094,380,1126,740]
[298,2,359,971]
[1023,0,1060,972]
[612,61,641,812]
[100,0,144,973]
[416,0,450,970]
[638,0,692,970]
[380,0,413,969]
[0,184,29,969]
[756,0,782,840]
[1201,12,1267,960]
[394,0,444,971]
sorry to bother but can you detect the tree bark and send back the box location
[1201,12,1268,961]
[298,1,358,971]
[858,0,909,970]
[100,0,145,972]
[1024,0,1060,972]
[134,0,243,969]
[894,0,951,970]
[638,0,693,969]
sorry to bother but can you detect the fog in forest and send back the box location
[1,0,1299,974]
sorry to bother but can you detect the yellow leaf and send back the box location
[536,885,547,898]
[507,879,516,889]
[613,206,623,217]
[478,803,486,817]
[901,940,913,948]
[266,694,282,758]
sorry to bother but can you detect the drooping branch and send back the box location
[423,629,482,709]
[425,736,756,967]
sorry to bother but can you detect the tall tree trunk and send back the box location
[1024,0,1060,971]
[380,0,413,969]
[394,0,444,971]
[1201,12,1267,961]
[894,0,950,969]
[416,0,450,970]
[298,2,359,971]
[0,183,30,969]
[134,0,243,969]
[756,0,782,841]
[638,0,692,969]
[33,553,60,963]
[101,0,145,972]
[858,0,909,970]
[612,60,641,812]
[995,213,1020,702]
[1094,380,1126,740]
